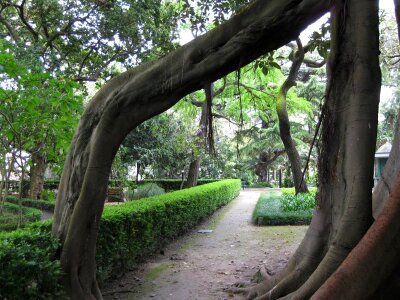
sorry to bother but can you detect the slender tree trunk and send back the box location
[184,95,207,188]
[276,38,308,194]
[29,152,47,199]
[51,1,329,298]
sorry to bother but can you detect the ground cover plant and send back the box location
[0,202,42,231]
[252,191,313,225]
[6,196,55,212]
[280,187,316,212]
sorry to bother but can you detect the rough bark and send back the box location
[52,0,329,298]
[276,38,309,194]
[29,152,47,199]
[246,0,380,299]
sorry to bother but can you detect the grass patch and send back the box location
[145,263,170,281]
[252,192,313,226]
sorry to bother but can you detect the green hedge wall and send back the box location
[0,179,241,298]
[0,221,63,299]
[96,179,239,281]
[6,196,55,212]
[0,202,42,231]
[140,179,220,192]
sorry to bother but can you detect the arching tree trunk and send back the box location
[52,1,329,298]
[276,38,309,194]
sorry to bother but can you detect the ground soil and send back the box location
[102,188,307,300]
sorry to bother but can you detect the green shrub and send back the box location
[140,179,220,192]
[131,183,165,200]
[0,179,241,296]
[252,192,313,226]
[250,182,272,188]
[0,221,63,299]
[0,202,42,231]
[6,196,55,212]
[97,179,240,281]
[39,190,56,202]
[280,188,316,212]
[281,187,317,196]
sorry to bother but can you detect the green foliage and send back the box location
[0,40,83,174]
[280,193,315,212]
[250,182,273,188]
[280,187,316,212]
[131,183,165,200]
[0,180,241,296]
[141,179,220,192]
[39,190,56,202]
[252,192,313,226]
[0,202,42,231]
[0,223,63,299]
[122,113,193,179]
[6,196,55,212]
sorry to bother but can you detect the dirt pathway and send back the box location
[102,188,307,300]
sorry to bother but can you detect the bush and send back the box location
[250,182,272,188]
[0,179,241,296]
[0,202,42,231]
[280,188,316,212]
[140,179,220,192]
[252,192,313,226]
[0,221,63,299]
[131,183,165,200]
[6,196,55,212]
[39,190,56,202]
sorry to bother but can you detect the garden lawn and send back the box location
[252,192,313,225]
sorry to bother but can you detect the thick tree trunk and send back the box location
[52,1,329,298]
[185,158,202,188]
[29,152,46,199]
[246,0,380,299]
[276,38,308,194]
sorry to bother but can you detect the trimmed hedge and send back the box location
[6,196,55,212]
[96,179,240,281]
[0,179,241,298]
[0,202,42,231]
[252,192,313,226]
[140,179,220,192]
[0,221,63,299]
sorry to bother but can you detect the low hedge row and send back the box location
[96,178,239,281]
[252,192,313,226]
[0,202,42,231]
[0,221,63,299]
[6,196,55,212]
[0,179,241,299]
[140,179,220,192]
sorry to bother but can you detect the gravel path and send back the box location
[102,188,307,300]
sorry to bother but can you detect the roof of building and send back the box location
[375,141,392,158]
